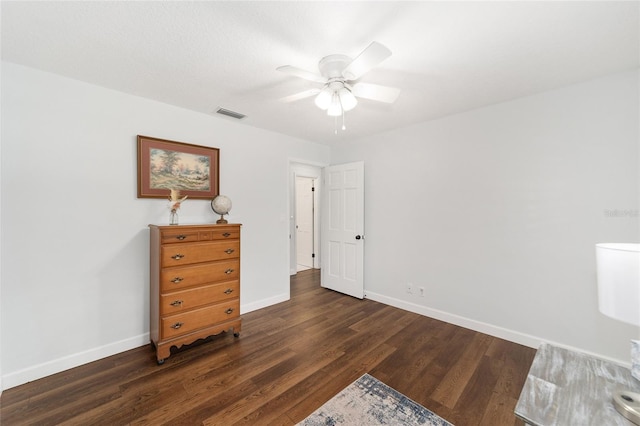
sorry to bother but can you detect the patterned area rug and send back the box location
[298,374,453,425]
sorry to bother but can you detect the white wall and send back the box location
[331,69,640,364]
[0,62,329,389]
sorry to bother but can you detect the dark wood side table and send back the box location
[515,343,640,425]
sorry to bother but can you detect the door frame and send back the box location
[289,161,325,275]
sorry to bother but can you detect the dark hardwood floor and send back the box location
[0,269,535,425]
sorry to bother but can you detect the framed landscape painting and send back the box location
[137,135,220,199]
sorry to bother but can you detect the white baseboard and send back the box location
[241,293,289,314]
[2,294,292,391]
[364,291,543,349]
[5,290,625,391]
[2,333,150,390]
[364,290,630,367]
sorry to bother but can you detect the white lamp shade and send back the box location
[338,87,357,111]
[314,88,332,110]
[596,243,640,326]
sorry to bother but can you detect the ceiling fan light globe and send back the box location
[338,88,357,111]
[314,89,332,110]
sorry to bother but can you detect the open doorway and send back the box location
[295,176,315,271]
[289,162,322,276]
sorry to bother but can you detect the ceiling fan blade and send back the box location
[352,82,400,103]
[342,42,392,81]
[276,65,326,83]
[279,88,321,103]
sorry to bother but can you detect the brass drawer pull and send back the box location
[224,268,234,274]
[225,248,235,254]
[170,300,183,307]
[170,277,184,283]
[171,254,185,260]
[171,322,184,329]
[176,235,187,240]
[224,288,234,294]
[222,232,231,237]
[225,308,234,315]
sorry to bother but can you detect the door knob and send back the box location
[355,235,362,240]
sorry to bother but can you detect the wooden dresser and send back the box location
[149,223,241,364]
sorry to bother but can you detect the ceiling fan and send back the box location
[277,42,400,126]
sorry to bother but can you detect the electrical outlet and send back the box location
[406,283,413,294]
[419,287,425,297]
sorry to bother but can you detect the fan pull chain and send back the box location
[332,94,346,135]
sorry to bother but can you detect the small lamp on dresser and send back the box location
[596,243,640,425]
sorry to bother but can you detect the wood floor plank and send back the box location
[0,269,535,425]
[486,338,537,400]
[478,391,521,426]
[201,348,344,425]
[284,343,399,423]
[370,321,448,394]
[430,332,494,408]
[449,354,504,425]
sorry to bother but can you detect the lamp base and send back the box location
[613,390,640,425]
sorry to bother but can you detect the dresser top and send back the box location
[515,343,640,426]
[149,223,241,229]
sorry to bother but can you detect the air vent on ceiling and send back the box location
[216,107,246,120]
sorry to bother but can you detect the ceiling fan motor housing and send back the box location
[318,54,352,80]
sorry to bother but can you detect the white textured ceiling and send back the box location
[2,1,639,145]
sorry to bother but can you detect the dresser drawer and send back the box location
[161,299,240,338]
[208,227,240,241]
[161,226,240,244]
[160,229,202,244]
[160,281,239,315]
[160,260,239,291]
[161,240,240,266]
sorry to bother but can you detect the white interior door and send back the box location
[296,176,315,270]
[321,161,364,299]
